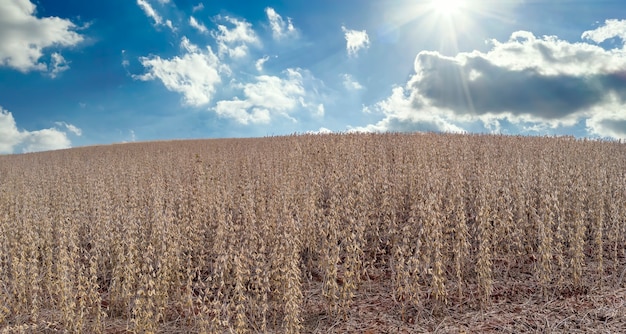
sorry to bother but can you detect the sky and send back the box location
[1,0,626,153]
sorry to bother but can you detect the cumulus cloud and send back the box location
[134,37,224,106]
[342,26,370,56]
[136,0,173,30]
[0,0,83,74]
[20,129,72,153]
[0,107,77,154]
[266,8,297,40]
[212,16,259,58]
[0,110,22,153]
[215,69,315,124]
[411,50,606,120]
[585,95,626,139]
[189,16,208,34]
[359,19,626,139]
[589,118,626,139]
[342,74,364,90]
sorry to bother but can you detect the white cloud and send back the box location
[582,19,626,44]
[215,69,309,124]
[351,86,465,134]
[0,107,75,154]
[255,56,270,71]
[315,104,325,117]
[135,37,224,107]
[342,26,370,56]
[21,129,72,153]
[189,16,208,34]
[212,16,260,58]
[0,110,22,153]
[213,17,259,44]
[137,0,162,25]
[165,19,174,30]
[265,7,297,40]
[49,53,70,78]
[55,121,82,136]
[137,0,174,30]
[0,0,83,74]
[342,74,364,90]
[482,31,626,76]
[215,99,272,124]
[307,127,333,134]
[192,3,204,12]
[585,94,626,139]
[359,20,626,139]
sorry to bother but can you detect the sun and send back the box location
[429,0,467,16]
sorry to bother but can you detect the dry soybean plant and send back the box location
[0,133,625,333]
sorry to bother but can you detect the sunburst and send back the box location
[429,0,467,17]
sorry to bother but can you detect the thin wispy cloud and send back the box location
[266,7,297,40]
[189,16,208,34]
[136,0,174,30]
[55,122,83,136]
[342,74,364,91]
[256,56,270,71]
[137,0,162,25]
[192,3,204,12]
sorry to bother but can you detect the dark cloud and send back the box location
[600,72,626,100]
[410,52,626,119]
[598,119,626,137]
[359,21,626,139]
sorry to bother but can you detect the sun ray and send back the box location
[430,0,467,17]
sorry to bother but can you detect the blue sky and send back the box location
[1,0,625,153]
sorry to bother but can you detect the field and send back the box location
[1,133,625,333]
